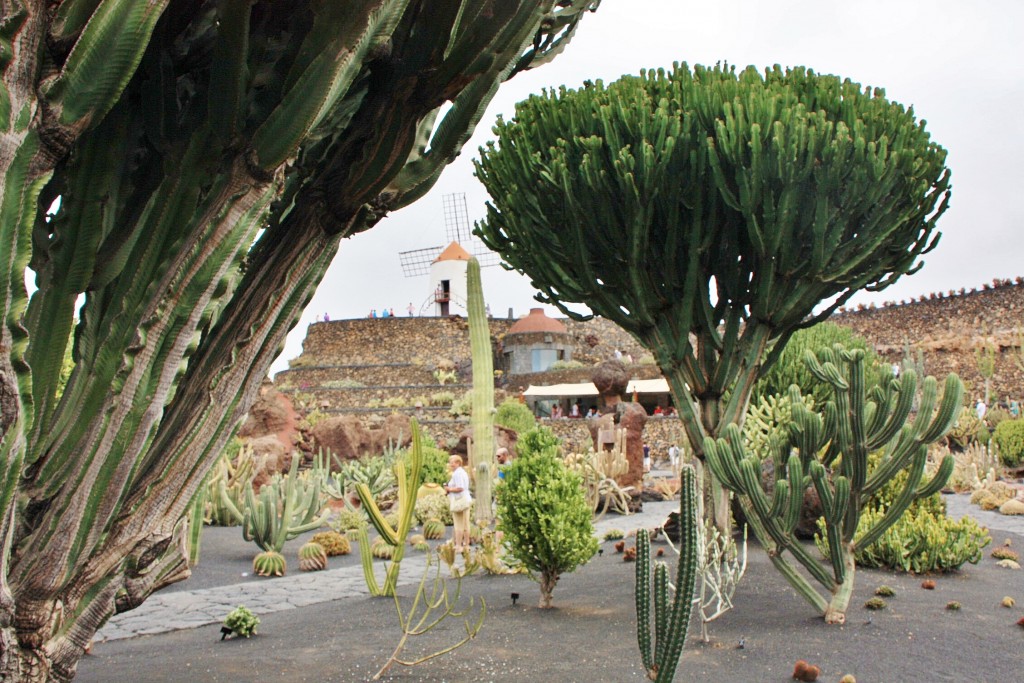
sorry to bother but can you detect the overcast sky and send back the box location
[271,0,1024,374]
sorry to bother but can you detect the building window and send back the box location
[531,348,559,372]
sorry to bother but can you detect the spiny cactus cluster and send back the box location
[705,346,962,623]
[311,531,351,557]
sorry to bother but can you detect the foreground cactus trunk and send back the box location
[704,347,962,623]
[0,2,599,678]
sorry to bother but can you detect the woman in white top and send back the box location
[444,455,472,552]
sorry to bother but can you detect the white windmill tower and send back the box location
[398,193,499,316]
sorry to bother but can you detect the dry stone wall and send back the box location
[273,280,1024,453]
[832,280,1024,401]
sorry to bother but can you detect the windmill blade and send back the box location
[399,245,444,277]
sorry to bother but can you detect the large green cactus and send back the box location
[635,466,699,682]
[0,2,599,676]
[466,256,495,524]
[475,63,951,533]
[221,457,329,576]
[704,346,962,623]
[356,420,425,597]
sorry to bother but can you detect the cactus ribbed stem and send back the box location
[467,257,495,524]
[635,467,699,681]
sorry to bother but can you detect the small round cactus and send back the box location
[423,518,445,540]
[874,585,896,597]
[1001,596,1015,608]
[311,531,351,556]
[298,541,328,571]
[863,597,887,611]
[371,537,396,560]
[945,601,961,611]
[224,605,260,638]
[408,533,426,546]
[253,550,286,577]
[602,528,625,541]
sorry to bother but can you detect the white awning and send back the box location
[523,378,671,398]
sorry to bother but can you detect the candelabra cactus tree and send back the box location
[635,466,699,682]
[474,63,952,531]
[466,256,496,524]
[703,347,962,623]
[0,1,599,678]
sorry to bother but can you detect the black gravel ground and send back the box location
[76,522,1024,683]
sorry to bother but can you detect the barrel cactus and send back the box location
[253,551,287,577]
[371,538,397,560]
[298,542,328,572]
[423,519,447,540]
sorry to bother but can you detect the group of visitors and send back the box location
[368,308,397,318]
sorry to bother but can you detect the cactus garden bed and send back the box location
[77,494,1022,682]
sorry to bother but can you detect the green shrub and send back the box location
[323,378,365,389]
[992,418,1024,467]
[495,398,536,434]
[448,391,472,417]
[515,426,562,458]
[754,322,886,405]
[496,447,598,607]
[985,406,1013,430]
[399,443,450,487]
[382,396,407,408]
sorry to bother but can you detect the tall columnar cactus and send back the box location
[635,466,699,682]
[223,457,329,576]
[357,420,425,596]
[466,256,495,524]
[0,2,598,675]
[704,346,962,623]
[206,445,258,526]
[475,63,951,533]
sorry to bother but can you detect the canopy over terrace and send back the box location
[523,379,672,417]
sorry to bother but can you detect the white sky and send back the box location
[272,0,1024,374]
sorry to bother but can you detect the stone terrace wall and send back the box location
[831,280,1024,400]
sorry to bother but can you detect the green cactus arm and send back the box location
[783,455,805,534]
[865,371,916,449]
[215,479,245,526]
[43,0,170,129]
[917,374,964,444]
[652,561,669,667]
[915,452,954,498]
[355,482,400,547]
[652,467,699,683]
[634,528,654,672]
[357,526,385,597]
[251,1,408,170]
[855,449,928,551]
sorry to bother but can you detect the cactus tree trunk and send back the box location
[0,2,600,678]
[467,257,495,525]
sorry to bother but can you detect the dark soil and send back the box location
[76,526,1024,683]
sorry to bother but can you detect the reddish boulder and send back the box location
[310,413,413,465]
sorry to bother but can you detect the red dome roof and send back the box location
[508,308,567,335]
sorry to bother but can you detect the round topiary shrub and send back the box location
[496,445,598,608]
[992,419,1024,468]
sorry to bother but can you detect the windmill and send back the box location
[398,193,500,316]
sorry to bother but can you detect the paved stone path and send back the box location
[96,500,679,643]
[96,491,1021,643]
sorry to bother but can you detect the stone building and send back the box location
[501,307,574,375]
